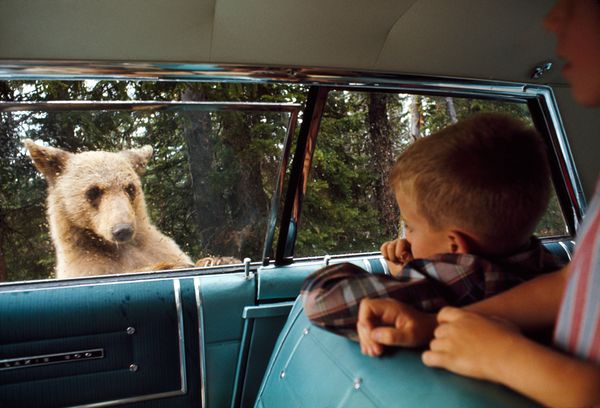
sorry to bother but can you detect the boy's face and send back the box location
[544,0,600,106]
[395,191,452,259]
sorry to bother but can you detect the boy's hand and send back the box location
[357,298,437,356]
[381,238,413,275]
[422,307,521,381]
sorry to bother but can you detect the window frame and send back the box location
[275,83,583,265]
[0,61,584,269]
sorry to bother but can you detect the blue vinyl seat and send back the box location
[255,297,540,408]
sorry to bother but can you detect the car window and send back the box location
[0,80,303,281]
[295,90,567,257]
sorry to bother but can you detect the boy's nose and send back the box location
[112,224,134,242]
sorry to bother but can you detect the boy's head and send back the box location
[389,112,551,257]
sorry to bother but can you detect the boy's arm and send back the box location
[301,262,413,340]
[423,307,600,407]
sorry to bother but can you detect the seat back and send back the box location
[255,297,540,408]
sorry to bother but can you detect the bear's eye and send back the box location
[125,183,136,199]
[86,186,103,204]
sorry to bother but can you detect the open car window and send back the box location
[0,81,574,282]
[296,90,568,257]
[0,80,303,281]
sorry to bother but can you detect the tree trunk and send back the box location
[445,97,458,124]
[220,86,270,258]
[368,93,399,238]
[409,95,422,140]
[0,237,7,282]
[181,84,225,254]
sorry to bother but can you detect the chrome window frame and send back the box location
[0,60,584,265]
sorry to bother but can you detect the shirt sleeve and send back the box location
[300,262,448,339]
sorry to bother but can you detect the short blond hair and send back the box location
[389,113,550,254]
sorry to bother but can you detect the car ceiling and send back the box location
[0,0,563,85]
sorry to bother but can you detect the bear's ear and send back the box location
[121,145,153,175]
[23,139,72,183]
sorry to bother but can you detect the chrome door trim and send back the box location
[557,241,573,261]
[241,302,295,320]
[530,86,587,218]
[0,348,104,371]
[194,276,208,408]
[0,60,547,93]
[0,100,301,113]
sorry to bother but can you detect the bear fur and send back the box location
[24,140,193,278]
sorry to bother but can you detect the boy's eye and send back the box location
[86,186,103,203]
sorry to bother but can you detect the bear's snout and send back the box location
[112,224,134,242]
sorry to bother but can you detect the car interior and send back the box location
[1,1,600,407]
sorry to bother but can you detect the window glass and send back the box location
[0,80,303,281]
[296,91,567,257]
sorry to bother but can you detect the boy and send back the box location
[301,113,564,345]
[358,2,600,406]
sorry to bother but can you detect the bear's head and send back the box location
[23,139,153,245]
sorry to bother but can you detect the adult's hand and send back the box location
[422,307,520,381]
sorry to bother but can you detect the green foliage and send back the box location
[0,82,569,281]
[295,92,565,257]
[0,80,302,281]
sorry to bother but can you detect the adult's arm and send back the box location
[423,306,600,408]
[465,265,569,331]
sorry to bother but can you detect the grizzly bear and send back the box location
[24,140,194,278]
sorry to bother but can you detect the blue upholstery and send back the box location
[0,280,186,407]
[255,297,540,408]
[257,255,387,301]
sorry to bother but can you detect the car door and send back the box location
[0,76,583,408]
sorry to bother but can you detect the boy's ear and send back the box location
[121,145,153,176]
[23,139,72,184]
[447,230,477,255]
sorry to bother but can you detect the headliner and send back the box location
[0,0,563,85]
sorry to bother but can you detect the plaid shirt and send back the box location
[301,237,564,339]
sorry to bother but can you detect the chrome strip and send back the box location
[0,61,533,95]
[0,270,249,293]
[0,100,301,113]
[262,109,299,265]
[557,241,573,261]
[73,279,187,408]
[173,279,188,395]
[194,277,208,408]
[0,275,178,294]
[526,86,587,221]
[0,348,104,371]
[242,302,295,319]
[231,318,250,408]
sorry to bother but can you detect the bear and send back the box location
[23,139,194,278]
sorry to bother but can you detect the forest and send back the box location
[0,81,566,281]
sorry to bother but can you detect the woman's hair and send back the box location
[389,112,551,254]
